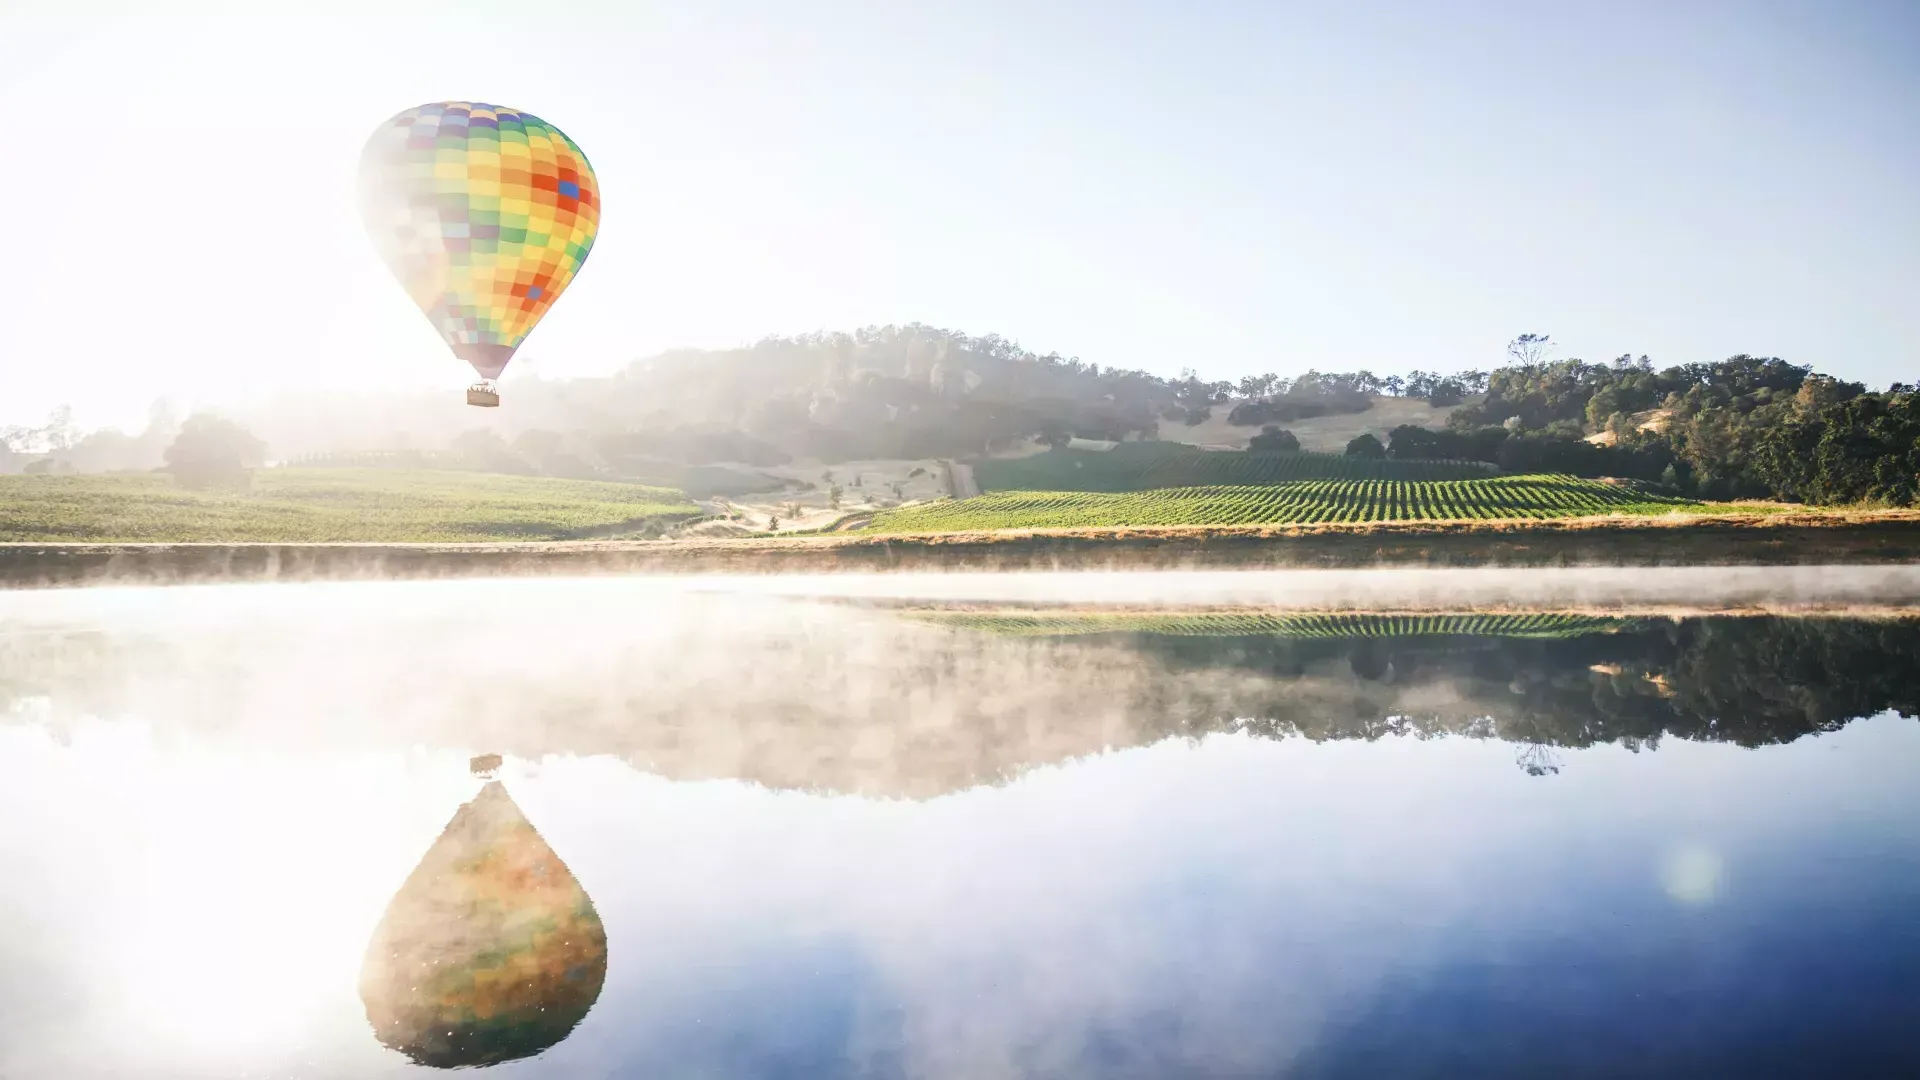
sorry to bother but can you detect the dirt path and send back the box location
[949,461,980,499]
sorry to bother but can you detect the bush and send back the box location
[1248,426,1300,453]
[164,414,265,489]
[1388,424,1509,463]
[1344,433,1386,459]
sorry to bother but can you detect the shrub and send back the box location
[1344,433,1386,459]
[1248,426,1301,453]
[165,414,265,489]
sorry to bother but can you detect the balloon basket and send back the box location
[466,384,500,408]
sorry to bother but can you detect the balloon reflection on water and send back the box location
[359,776,606,1068]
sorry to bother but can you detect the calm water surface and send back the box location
[2,573,1917,1079]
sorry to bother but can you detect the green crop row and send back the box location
[864,474,1707,532]
[974,443,1491,493]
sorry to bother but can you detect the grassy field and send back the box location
[909,610,1632,639]
[863,474,1714,532]
[1161,393,1471,452]
[0,468,700,542]
[973,442,1492,493]
[292,452,789,500]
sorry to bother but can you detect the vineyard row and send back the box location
[866,474,1706,532]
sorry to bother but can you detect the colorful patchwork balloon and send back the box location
[359,102,600,394]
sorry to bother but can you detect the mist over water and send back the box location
[3,571,1918,1078]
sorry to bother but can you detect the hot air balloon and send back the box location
[359,102,600,407]
[360,770,607,1068]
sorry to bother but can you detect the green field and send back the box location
[975,443,1491,493]
[912,611,1632,639]
[0,468,700,542]
[865,475,1709,532]
[292,452,788,500]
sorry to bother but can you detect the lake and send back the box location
[2,571,1917,1078]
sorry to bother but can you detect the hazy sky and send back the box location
[1,0,1915,431]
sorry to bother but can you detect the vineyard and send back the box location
[974,442,1491,493]
[863,474,1710,532]
[910,611,1632,639]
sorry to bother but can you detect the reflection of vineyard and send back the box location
[909,611,1628,639]
[867,475,1703,532]
[3,610,1916,798]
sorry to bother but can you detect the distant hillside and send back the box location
[11,325,1912,510]
[973,442,1490,493]
[1165,393,1470,452]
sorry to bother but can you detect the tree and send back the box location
[1344,433,1386,458]
[828,483,844,508]
[1427,378,1467,407]
[766,514,780,531]
[42,405,78,453]
[1507,333,1553,365]
[164,414,265,488]
[1248,426,1300,453]
[513,428,567,472]
[1034,419,1072,449]
[450,428,528,473]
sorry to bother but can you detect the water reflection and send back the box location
[911,610,1920,761]
[3,585,1917,796]
[1,579,1917,1077]
[360,778,606,1068]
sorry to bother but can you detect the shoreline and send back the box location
[4,511,1920,589]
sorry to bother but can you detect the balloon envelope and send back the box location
[359,102,600,381]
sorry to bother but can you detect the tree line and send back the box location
[1373,348,1917,503]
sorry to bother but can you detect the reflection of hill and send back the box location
[2,599,1915,797]
[360,781,606,1068]
[1120,616,1920,752]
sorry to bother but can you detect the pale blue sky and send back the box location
[1,0,1914,430]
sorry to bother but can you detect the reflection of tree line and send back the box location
[1125,617,1920,753]
[3,614,1916,798]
